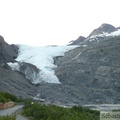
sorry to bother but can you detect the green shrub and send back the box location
[0,115,16,120]
[0,92,23,103]
[0,92,17,102]
[23,102,100,120]
[0,94,7,103]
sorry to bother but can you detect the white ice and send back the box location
[8,45,77,84]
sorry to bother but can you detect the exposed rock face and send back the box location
[18,62,41,84]
[88,23,117,37]
[69,36,86,45]
[0,35,18,63]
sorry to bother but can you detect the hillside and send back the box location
[55,36,120,104]
[0,36,36,98]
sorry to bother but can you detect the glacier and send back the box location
[8,45,78,84]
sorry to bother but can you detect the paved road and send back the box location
[0,105,23,116]
[16,115,28,120]
[0,105,28,120]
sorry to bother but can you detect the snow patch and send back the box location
[8,62,20,71]
[90,29,120,39]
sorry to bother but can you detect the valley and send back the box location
[0,23,120,107]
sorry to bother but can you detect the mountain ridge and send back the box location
[69,23,120,45]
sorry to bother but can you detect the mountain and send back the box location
[0,35,18,63]
[0,23,120,106]
[69,23,120,45]
[68,36,86,45]
[0,35,36,98]
[88,23,117,37]
[55,36,120,104]
[8,45,77,84]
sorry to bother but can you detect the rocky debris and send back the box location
[0,35,36,98]
[55,36,120,104]
[0,67,36,98]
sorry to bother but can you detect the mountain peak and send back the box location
[88,23,117,37]
[0,35,18,63]
[68,36,86,45]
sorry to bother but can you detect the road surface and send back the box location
[0,105,28,120]
[16,115,28,120]
[0,105,23,116]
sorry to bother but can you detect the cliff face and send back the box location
[0,35,18,63]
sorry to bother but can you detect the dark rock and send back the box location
[18,62,42,84]
[117,27,120,30]
[0,35,18,63]
[88,23,117,37]
[68,36,86,45]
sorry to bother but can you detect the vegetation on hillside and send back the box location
[0,115,16,120]
[22,100,100,120]
[0,92,19,103]
[0,92,24,103]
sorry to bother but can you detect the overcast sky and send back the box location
[0,0,120,46]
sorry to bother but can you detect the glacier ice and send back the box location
[8,45,77,84]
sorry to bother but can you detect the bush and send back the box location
[22,102,100,120]
[0,94,7,103]
[0,115,16,120]
[0,92,23,103]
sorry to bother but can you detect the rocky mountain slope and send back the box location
[0,35,36,98]
[0,23,120,106]
[68,36,86,45]
[69,23,120,45]
[0,35,18,63]
[55,36,120,104]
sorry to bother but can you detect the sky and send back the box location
[0,0,120,46]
